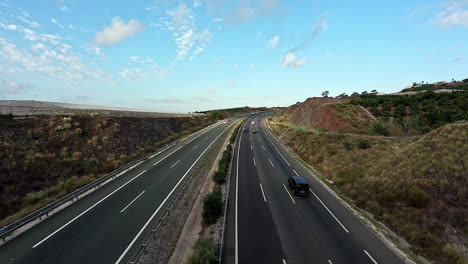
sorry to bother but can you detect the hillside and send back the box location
[351,91,468,136]
[276,97,374,132]
[0,114,213,226]
[200,107,267,120]
[402,79,468,93]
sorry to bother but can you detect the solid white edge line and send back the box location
[253,157,256,166]
[120,190,145,213]
[274,147,291,166]
[33,170,147,248]
[115,122,235,264]
[259,183,266,202]
[269,158,274,167]
[293,169,299,176]
[235,118,249,264]
[282,184,296,204]
[364,250,378,264]
[309,188,350,233]
[153,146,183,166]
[170,160,180,168]
[188,121,223,144]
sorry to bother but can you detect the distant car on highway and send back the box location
[252,129,258,133]
[251,121,255,125]
[243,128,248,132]
[288,176,309,196]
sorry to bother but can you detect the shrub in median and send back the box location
[189,238,217,264]
[212,146,232,184]
[202,186,223,225]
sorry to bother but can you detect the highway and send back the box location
[222,114,404,264]
[0,119,236,264]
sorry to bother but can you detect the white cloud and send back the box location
[51,18,65,28]
[0,79,32,94]
[281,52,305,67]
[160,4,211,60]
[120,68,148,80]
[94,17,144,46]
[268,35,279,48]
[433,0,468,27]
[212,18,223,23]
[0,23,18,30]
[193,0,201,8]
[0,37,108,83]
[17,15,40,28]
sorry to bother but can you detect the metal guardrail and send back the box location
[0,141,178,243]
[127,149,209,264]
[217,118,245,263]
[217,147,234,262]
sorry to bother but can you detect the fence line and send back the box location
[0,105,198,118]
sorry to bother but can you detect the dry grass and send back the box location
[0,114,214,226]
[332,103,374,130]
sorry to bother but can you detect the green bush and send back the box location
[202,187,223,225]
[370,121,389,136]
[408,187,430,208]
[189,239,217,264]
[213,170,226,184]
[211,111,223,120]
[212,146,233,184]
[358,139,372,149]
[441,245,466,264]
[343,141,354,150]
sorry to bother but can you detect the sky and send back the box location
[0,0,467,113]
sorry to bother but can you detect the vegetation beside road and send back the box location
[349,91,468,136]
[270,92,468,264]
[190,118,246,263]
[0,114,214,227]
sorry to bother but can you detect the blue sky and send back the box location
[0,0,467,112]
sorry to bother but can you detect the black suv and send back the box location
[288,176,309,196]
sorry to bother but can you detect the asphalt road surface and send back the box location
[0,119,236,264]
[222,114,404,264]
